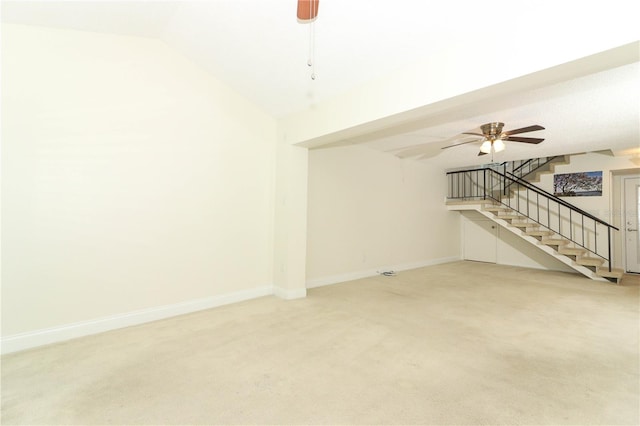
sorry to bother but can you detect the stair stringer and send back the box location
[447,201,608,282]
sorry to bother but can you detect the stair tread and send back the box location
[558,247,587,254]
[525,230,554,235]
[511,222,537,228]
[576,256,605,266]
[496,214,522,219]
[596,268,624,279]
[541,238,570,245]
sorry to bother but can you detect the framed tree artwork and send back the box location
[553,171,603,196]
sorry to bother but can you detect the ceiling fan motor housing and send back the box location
[481,122,505,139]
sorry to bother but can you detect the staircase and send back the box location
[446,156,624,283]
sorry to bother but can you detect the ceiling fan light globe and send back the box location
[480,140,492,153]
[493,139,506,152]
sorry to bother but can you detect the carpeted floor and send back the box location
[2,261,639,425]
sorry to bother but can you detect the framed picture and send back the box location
[553,171,602,197]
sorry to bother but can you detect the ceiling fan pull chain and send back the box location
[308,20,316,80]
[307,21,313,67]
[298,0,319,80]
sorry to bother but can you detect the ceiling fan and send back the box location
[390,122,545,160]
[442,122,545,157]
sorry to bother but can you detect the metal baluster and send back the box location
[463,173,466,199]
[483,169,486,200]
[547,198,550,229]
[607,227,612,272]
[451,173,454,198]
[558,204,561,235]
[503,167,507,195]
[569,210,572,241]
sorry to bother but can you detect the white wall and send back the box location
[306,145,460,286]
[537,153,638,223]
[272,138,308,299]
[1,25,277,341]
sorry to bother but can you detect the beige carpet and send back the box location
[2,261,639,425]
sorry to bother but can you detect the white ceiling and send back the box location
[2,0,639,167]
[358,61,640,167]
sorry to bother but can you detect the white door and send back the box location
[624,177,640,273]
[463,218,497,263]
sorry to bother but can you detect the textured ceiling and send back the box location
[2,0,639,166]
[357,62,640,168]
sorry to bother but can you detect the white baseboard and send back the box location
[306,256,461,289]
[1,285,273,355]
[273,286,307,300]
[306,269,378,289]
[2,257,466,354]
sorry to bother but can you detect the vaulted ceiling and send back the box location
[3,1,639,167]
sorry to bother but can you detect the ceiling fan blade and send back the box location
[441,138,483,150]
[462,132,485,137]
[502,125,545,136]
[477,151,488,156]
[504,136,545,144]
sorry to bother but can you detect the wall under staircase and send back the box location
[446,155,624,283]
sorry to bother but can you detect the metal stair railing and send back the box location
[450,156,560,196]
[446,167,619,271]
[449,156,558,178]
[509,156,559,179]
[498,156,560,193]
